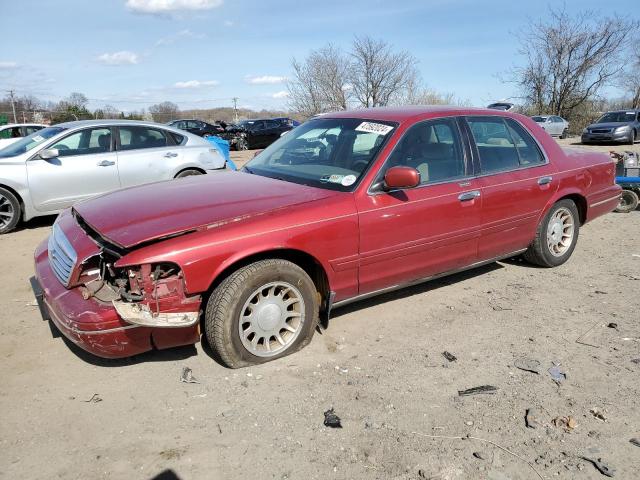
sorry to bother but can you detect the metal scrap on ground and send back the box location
[457,385,498,396]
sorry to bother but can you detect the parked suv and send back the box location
[237,118,295,149]
[582,110,640,145]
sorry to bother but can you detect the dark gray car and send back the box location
[581,110,639,145]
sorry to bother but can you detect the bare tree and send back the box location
[288,44,350,116]
[619,46,640,108]
[512,8,637,117]
[149,101,179,122]
[349,36,419,108]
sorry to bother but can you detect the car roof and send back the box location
[321,106,526,123]
[53,119,176,128]
[0,123,46,128]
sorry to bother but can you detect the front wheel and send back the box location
[615,190,639,213]
[0,187,21,234]
[560,128,568,139]
[204,259,318,368]
[628,130,636,145]
[523,199,580,267]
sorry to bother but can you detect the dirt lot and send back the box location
[1,141,639,480]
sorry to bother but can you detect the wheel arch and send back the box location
[206,248,331,302]
[556,193,587,225]
[174,166,206,178]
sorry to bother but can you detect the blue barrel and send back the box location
[206,136,236,170]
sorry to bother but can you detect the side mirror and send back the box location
[384,166,420,190]
[39,148,59,160]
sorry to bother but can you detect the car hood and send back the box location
[73,171,336,249]
[587,122,631,130]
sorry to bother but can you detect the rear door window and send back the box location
[118,126,168,151]
[466,117,544,173]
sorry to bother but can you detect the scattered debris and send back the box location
[590,408,606,421]
[472,451,486,460]
[217,424,222,434]
[629,438,640,448]
[83,393,102,403]
[525,408,541,429]
[465,421,474,426]
[548,364,567,383]
[323,408,342,428]
[442,351,457,362]
[458,385,498,396]
[580,457,615,477]
[552,416,577,431]
[576,321,601,348]
[594,290,608,295]
[607,322,618,329]
[491,304,512,311]
[180,367,199,384]
[631,358,640,365]
[514,357,541,374]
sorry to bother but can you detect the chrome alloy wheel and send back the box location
[239,282,305,357]
[546,207,575,257]
[0,192,15,230]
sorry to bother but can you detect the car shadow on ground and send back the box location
[16,215,57,232]
[44,258,530,368]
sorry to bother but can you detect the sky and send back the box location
[0,0,635,113]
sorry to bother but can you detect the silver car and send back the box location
[531,115,569,138]
[0,120,226,233]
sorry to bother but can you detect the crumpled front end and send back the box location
[33,210,201,359]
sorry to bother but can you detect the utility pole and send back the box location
[7,89,17,123]
[232,97,239,123]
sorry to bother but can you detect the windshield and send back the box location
[531,116,546,122]
[244,117,397,191]
[0,126,66,158]
[597,111,636,123]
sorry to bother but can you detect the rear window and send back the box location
[169,132,185,145]
[118,126,168,151]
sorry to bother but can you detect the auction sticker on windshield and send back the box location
[355,122,393,135]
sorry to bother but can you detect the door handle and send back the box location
[97,160,115,167]
[538,176,553,185]
[164,152,178,158]
[458,190,481,201]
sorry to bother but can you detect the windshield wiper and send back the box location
[242,166,254,174]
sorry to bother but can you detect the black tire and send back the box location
[629,130,637,145]
[523,199,580,267]
[0,187,21,234]
[560,128,568,139]
[204,259,318,368]
[615,190,639,213]
[175,169,204,178]
[236,137,248,151]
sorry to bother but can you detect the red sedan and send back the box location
[33,107,620,367]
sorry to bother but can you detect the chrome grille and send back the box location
[48,223,77,286]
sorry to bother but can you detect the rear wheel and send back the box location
[560,128,568,139]
[0,187,21,234]
[175,169,204,178]
[204,259,318,368]
[523,199,579,267]
[615,190,639,213]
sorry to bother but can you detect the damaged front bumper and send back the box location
[33,239,200,359]
[112,300,199,328]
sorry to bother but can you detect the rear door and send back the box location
[27,127,120,211]
[356,116,482,294]
[115,125,182,187]
[465,116,558,260]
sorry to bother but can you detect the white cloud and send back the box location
[0,61,18,69]
[272,91,290,99]
[174,80,219,88]
[223,20,234,27]
[156,29,205,46]
[97,51,139,65]
[246,75,287,85]
[126,0,223,15]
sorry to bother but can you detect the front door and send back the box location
[356,117,482,294]
[27,127,120,212]
[464,116,558,260]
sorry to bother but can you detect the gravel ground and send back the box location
[0,141,639,480]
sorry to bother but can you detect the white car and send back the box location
[531,115,570,138]
[0,123,46,150]
[0,120,227,233]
